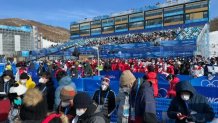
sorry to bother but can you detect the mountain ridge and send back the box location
[0,18,70,43]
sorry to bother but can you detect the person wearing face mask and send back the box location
[0,70,15,99]
[167,81,215,123]
[7,83,27,122]
[92,76,116,121]
[58,86,77,122]
[37,72,55,112]
[72,92,107,123]
[55,70,76,109]
[18,72,36,89]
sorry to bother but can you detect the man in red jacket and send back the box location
[167,62,175,75]
[146,65,159,97]
[167,74,180,98]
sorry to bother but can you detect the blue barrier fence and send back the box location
[74,77,218,122]
[1,63,218,121]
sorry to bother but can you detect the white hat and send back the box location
[9,84,27,96]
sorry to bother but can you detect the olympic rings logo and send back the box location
[201,80,218,88]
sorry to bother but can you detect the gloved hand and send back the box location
[186,115,196,122]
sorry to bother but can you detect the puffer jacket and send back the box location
[167,81,215,123]
[146,72,158,97]
[76,102,107,123]
[129,78,157,123]
[93,87,116,118]
[0,70,15,99]
[55,76,76,108]
[17,76,36,89]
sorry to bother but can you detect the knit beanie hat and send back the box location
[102,76,110,86]
[60,86,76,101]
[20,73,29,80]
[120,70,136,87]
[73,92,92,109]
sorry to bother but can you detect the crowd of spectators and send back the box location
[83,30,177,47]
[39,26,203,58]
[1,56,217,123]
[4,56,215,79]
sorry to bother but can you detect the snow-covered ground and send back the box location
[41,39,62,48]
[209,31,218,57]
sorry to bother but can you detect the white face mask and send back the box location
[20,80,27,84]
[4,79,10,83]
[39,78,45,83]
[181,94,190,101]
[61,101,70,107]
[101,84,108,91]
[76,109,86,116]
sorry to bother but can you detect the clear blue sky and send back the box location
[0,0,217,29]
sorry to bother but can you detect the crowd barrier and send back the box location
[1,64,218,122]
[72,75,218,122]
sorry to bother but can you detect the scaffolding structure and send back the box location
[0,25,35,56]
[195,23,210,58]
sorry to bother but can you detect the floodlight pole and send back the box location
[97,45,100,76]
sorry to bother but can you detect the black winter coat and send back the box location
[129,78,157,123]
[93,88,116,118]
[0,70,15,99]
[37,80,55,112]
[76,102,108,123]
[167,81,215,123]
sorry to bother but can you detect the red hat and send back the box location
[102,76,110,86]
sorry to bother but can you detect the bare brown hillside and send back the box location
[0,18,70,43]
[210,18,218,32]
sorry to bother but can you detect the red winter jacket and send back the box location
[146,72,158,97]
[0,99,11,122]
[167,65,175,75]
[167,77,180,98]
[124,64,130,71]
[119,63,125,72]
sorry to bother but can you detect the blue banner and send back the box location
[76,40,196,58]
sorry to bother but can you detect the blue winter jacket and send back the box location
[54,76,76,108]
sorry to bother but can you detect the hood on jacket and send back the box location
[23,88,43,107]
[20,88,47,121]
[147,72,157,79]
[2,70,15,80]
[58,76,72,86]
[172,77,180,84]
[79,102,98,119]
[120,70,136,88]
[42,114,68,123]
[175,81,195,98]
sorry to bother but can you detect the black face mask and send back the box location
[211,61,215,65]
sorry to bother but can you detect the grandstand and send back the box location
[28,0,209,59]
